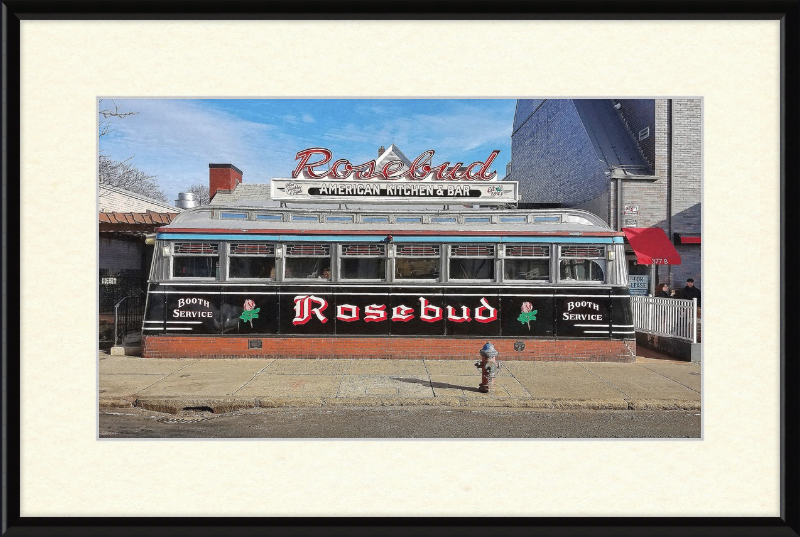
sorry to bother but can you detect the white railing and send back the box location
[631,296,698,343]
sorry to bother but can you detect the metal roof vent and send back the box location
[176,192,198,209]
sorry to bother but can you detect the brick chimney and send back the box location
[209,164,243,201]
[378,146,385,157]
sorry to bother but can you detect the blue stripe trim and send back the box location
[501,236,619,244]
[157,233,622,243]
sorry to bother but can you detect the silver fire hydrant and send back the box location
[475,342,500,393]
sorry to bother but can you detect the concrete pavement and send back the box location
[99,351,701,414]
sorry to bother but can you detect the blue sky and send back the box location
[99,99,517,204]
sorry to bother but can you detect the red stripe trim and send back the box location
[680,236,701,244]
[158,227,624,237]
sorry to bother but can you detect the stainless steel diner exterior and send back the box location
[141,205,635,362]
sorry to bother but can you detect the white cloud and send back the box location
[100,99,313,200]
[323,103,511,164]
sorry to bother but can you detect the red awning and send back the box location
[622,227,682,265]
[674,233,701,244]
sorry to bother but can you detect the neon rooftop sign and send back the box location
[292,147,501,181]
[271,145,518,204]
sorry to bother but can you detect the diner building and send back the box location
[141,147,636,361]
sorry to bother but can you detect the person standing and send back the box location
[682,278,701,315]
[656,283,671,298]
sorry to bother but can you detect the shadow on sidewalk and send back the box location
[636,346,689,363]
[391,377,482,393]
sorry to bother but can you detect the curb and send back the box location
[100,396,700,414]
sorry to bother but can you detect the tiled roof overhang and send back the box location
[99,211,178,233]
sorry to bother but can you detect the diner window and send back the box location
[284,244,331,280]
[558,245,605,282]
[504,245,550,281]
[449,244,495,280]
[341,244,386,280]
[172,242,219,278]
[395,244,440,280]
[228,243,276,279]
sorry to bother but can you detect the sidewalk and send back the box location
[99,351,701,414]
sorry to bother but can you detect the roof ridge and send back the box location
[99,183,182,212]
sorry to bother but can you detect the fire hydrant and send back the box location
[475,342,500,393]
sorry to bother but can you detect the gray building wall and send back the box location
[669,99,702,288]
[617,99,656,168]
[99,236,144,272]
[618,100,669,231]
[511,99,608,206]
[574,191,609,223]
[510,98,702,292]
[99,236,149,314]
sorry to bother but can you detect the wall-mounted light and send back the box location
[607,251,616,261]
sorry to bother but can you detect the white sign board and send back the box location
[623,205,639,215]
[628,275,649,296]
[271,179,519,205]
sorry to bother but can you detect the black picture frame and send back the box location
[2,1,796,536]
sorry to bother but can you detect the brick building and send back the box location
[507,99,701,293]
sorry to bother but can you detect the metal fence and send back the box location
[100,270,147,314]
[114,295,146,347]
[631,296,698,343]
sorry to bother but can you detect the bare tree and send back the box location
[186,184,210,205]
[98,100,167,202]
[99,99,138,138]
[99,155,168,202]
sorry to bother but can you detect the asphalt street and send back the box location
[99,406,701,439]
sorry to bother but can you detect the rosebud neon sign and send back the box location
[292,147,500,181]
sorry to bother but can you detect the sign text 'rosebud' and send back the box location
[292,148,501,181]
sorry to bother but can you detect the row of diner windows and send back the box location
[215,211,566,225]
[165,242,608,283]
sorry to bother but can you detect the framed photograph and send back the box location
[4,1,794,535]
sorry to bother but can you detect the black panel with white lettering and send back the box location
[220,290,280,335]
[443,289,500,337]
[609,287,636,340]
[278,286,336,335]
[498,288,555,337]
[165,291,223,335]
[333,287,391,336]
[554,289,611,339]
[142,284,166,334]
[389,287,446,336]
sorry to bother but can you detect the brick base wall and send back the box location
[142,336,636,362]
